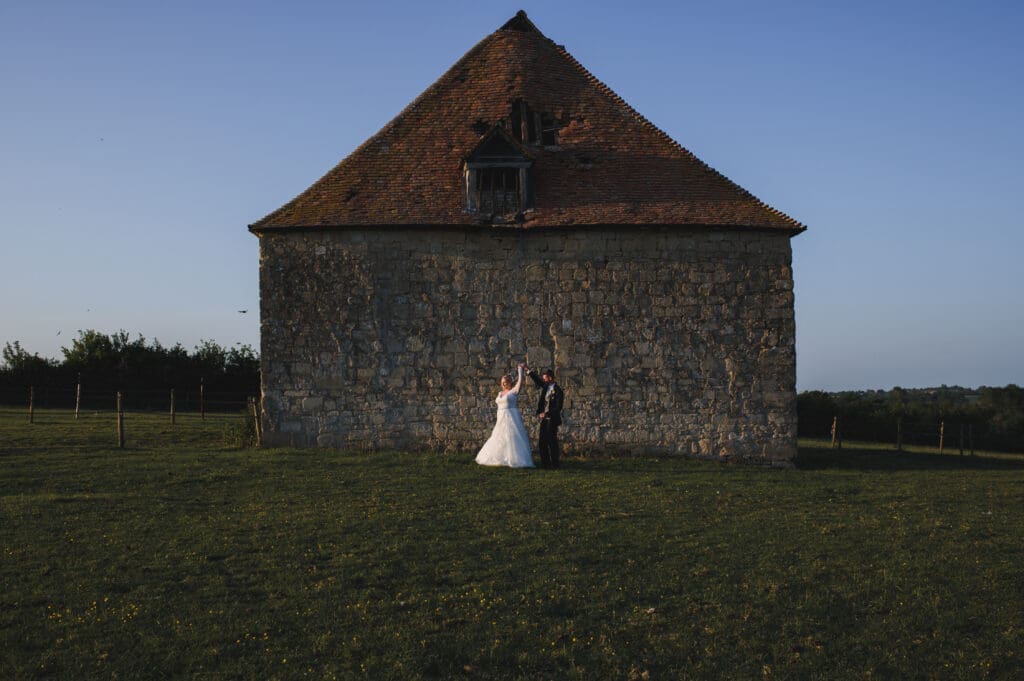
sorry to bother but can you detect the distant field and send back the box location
[2,412,1023,679]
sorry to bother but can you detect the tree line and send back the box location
[798,385,1024,453]
[1,330,259,395]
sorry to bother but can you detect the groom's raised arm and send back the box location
[526,369,545,389]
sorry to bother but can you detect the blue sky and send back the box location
[2,0,1022,391]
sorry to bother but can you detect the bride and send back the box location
[475,362,535,468]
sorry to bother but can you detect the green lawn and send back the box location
[2,412,1023,679]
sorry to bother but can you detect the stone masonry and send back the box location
[258,225,797,464]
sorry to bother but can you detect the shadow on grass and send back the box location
[796,443,1024,472]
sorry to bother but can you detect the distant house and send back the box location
[249,11,806,464]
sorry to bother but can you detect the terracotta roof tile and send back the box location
[250,11,806,235]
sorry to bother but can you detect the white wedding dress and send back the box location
[475,368,535,468]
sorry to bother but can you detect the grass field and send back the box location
[2,411,1023,679]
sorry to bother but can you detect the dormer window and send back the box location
[475,167,522,214]
[464,127,532,217]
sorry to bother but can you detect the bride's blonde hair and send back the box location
[501,373,514,387]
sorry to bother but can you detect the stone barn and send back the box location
[249,11,806,464]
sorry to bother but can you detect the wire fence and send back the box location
[0,383,262,451]
[0,383,254,414]
[800,414,1023,456]
[7,382,1018,456]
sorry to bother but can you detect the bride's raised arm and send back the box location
[512,363,524,394]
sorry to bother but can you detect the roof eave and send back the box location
[249,221,807,236]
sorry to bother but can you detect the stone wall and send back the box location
[257,226,798,464]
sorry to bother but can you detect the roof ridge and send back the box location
[250,29,499,228]
[253,16,548,228]
[551,43,807,233]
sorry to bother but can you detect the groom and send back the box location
[526,366,564,468]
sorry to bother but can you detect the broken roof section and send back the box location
[250,10,805,234]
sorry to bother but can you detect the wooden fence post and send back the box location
[116,392,125,449]
[75,375,82,420]
[256,396,262,446]
[170,389,176,425]
[830,416,838,449]
[959,424,964,457]
[249,396,262,447]
[969,425,975,456]
[28,386,35,424]
[939,421,945,455]
[896,417,903,451]
[200,378,206,421]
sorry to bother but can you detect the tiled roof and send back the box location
[250,11,806,234]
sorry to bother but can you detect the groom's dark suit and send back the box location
[527,370,564,468]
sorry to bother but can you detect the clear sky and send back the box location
[2,0,1022,392]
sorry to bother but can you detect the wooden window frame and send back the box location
[464,160,532,215]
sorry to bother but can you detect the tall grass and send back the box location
[1,412,1022,679]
